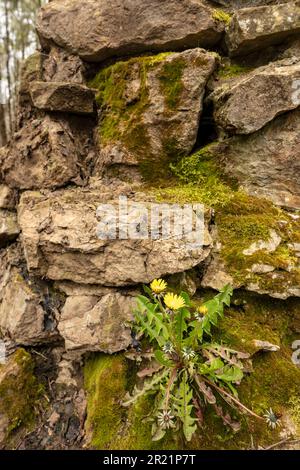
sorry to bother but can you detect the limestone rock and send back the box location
[212,59,300,134]
[18,188,212,286]
[242,230,281,255]
[0,185,17,210]
[0,115,82,190]
[221,108,300,209]
[36,0,224,62]
[252,339,280,352]
[58,292,135,353]
[92,49,217,181]
[0,210,19,247]
[42,47,86,84]
[226,2,300,57]
[29,81,95,115]
[202,251,300,299]
[0,244,59,345]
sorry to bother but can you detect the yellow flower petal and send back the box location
[150,278,167,294]
[197,305,208,315]
[164,293,186,310]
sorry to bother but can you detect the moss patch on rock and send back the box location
[150,143,300,295]
[89,53,188,181]
[212,9,232,26]
[83,353,178,450]
[0,348,44,445]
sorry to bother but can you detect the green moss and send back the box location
[84,353,127,449]
[84,353,177,450]
[212,9,232,26]
[215,193,300,289]
[153,143,237,207]
[158,58,185,110]
[0,349,43,443]
[149,143,300,295]
[90,53,191,182]
[218,63,252,79]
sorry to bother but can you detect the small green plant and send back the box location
[123,280,272,442]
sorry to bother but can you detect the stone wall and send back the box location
[0,0,300,450]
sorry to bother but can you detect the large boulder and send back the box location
[18,187,212,286]
[221,108,300,209]
[0,114,93,190]
[58,292,135,354]
[0,211,19,247]
[36,0,224,62]
[226,2,300,56]
[211,58,300,134]
[29,81,95,115]
[91,49,217,181]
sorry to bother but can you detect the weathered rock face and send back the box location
[42,47,86,84]
[36,0,224,62]
[226,2,300,56]
[0,211,19,247]
[18,188,212,286]
[92,49,217,180]
[0,185,17,210]
[211,59,300,134]
[0,245,58,345]
[0,114,92,190]
[59,292,135,353]
[29,81,95,115]
[221,108,300,209]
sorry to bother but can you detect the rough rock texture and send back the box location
[0,114,93,190]
[58,292,135,353]
[92,48,217,180]
[18,188,212,286]
[42,47,86,84]
[226,2,300,56]
[29,81,95,115]
[212,59,300,134]
[0,245,58,345]
[36,0,224,62]
[221,108,300,209]
[0,211,19,247]
[0,185,17,210]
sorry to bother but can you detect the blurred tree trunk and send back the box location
[4,0,13,137]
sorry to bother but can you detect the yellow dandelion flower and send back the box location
[164,293,186,310]
[150,278,167,294]
[197,305,208,315]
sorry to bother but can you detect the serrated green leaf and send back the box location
[173,372,197,442]
[154,350,175,368]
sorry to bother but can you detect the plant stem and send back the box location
[202,376,264,421]
[164,368,177,411]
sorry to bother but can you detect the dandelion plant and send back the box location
[123,280,274,442]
